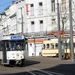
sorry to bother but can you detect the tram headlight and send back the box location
[16,53,19,56]
[21,56,22,58]
[13,57,15,58]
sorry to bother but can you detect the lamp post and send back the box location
[61,17,66,58]
[34,37,36,56]
[57,0,62,59]
[69,0,74,62]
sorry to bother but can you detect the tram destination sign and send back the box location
[11,35,22,40]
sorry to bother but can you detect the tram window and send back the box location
[5,41,10,51]
[73,43,75,48]
[64,43,70,48]
[42,44,45,49]
[16,41,25,50]
[51,43,54,49]
[0,43,2,51]
[64,43,66,48]
[0,42,3,51]
[16,42,22,49]
[46,44,49,48]
[67,43,70,48]
[55,43,58,48]
[9,40,25,50]
[10,41,15,50]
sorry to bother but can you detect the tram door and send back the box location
[2,41,7,63]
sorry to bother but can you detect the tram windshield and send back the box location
[9,40,25,51]
[4,40,25,51]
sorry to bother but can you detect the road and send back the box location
[0,56,75,75]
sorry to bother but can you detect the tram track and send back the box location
[6,67,64,75]
[26,68,64,75]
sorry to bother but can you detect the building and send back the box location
[0,0,75,56]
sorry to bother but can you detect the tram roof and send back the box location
[0,35,24,40]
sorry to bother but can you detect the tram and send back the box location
[41,38,75,59]
[0,34,27,66]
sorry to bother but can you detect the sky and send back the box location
[0,0,16,13]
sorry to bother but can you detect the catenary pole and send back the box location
[69,0,74,62]
[20,7,23,35]
[57,0,62,59]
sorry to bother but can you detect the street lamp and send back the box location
[21,7,23,35]
[61,17,66,59]
[69,0,74,62]
[57,0,62,59]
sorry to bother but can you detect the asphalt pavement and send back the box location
[0,56,75,75]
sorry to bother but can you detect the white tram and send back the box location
[0,34,27,66]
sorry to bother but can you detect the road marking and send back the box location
[30,68,64,75]
[28,71,36,75]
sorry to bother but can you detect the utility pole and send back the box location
[57,0,62,59]
[20,7,23,35]
[61,18,64,57]
[34,37,36,56]
[69,0,74,62]
[62,18,64,33]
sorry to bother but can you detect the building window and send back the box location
[30,4,34,15]
[52,19,55,24]
[52,19,56,29]
[51,0,55,12]
[62,0,66,11]
[31,21,35,32]
[30,43,32,46]
[31,21,34,24]
[40,20,43,31]
[39,2,43,14]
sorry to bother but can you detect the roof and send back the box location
[0,12,6,15]
[0,35,24,40]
